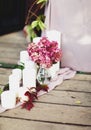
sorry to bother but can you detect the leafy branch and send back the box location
[25,0,48,41]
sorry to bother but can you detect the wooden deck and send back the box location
[0,31,91,130]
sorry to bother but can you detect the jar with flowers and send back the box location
[27,37,62,90]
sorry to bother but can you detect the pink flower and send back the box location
[27,37,62,68]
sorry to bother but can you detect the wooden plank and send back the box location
[0,48,23,59]
[0,31,27,64]
[1,103,91,126]
[0,75,9,85]
[38,90,91,107]
[0,42,26,48]
[0,57,18,64]
[0,68,11,85]
[0,46,26,51]
[73,74,91,81]
[0,31,26,44]
[0,117,91,130]
[56,77,91,92]
[0,68,11,75]
[0,44,26,59]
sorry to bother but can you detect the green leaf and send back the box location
[31,21,38,29]
[37,0,48,4]
[31,30,37,41]
[36,25,41,31]
[0,62,18,69]
[38,15,45,21]
[38,20,46,30]
[40,3,45,8]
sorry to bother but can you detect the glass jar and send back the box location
[37,66,51,85]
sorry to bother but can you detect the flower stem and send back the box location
[25,0,42,24]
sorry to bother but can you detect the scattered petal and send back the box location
[75,100,81,104]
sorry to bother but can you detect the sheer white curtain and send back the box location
[44,0,91,72]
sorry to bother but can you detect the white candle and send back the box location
[1,90,16,109]
[18,87,29,102]
[46,30,61,48]
[46,30,61,78]
[48,62,60,78]
[33,37,41,43]
[23,68,37,88]
[23,60,37,88]
[12,68,22,81]
[24,60,37,69]
[9,74,20,92]
[20,50,29,64]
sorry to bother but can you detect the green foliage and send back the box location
[26,0,48,41]
[0,62,24,70]
[37,0,48,8]
[37,0,48,4]
[27,15,46,41]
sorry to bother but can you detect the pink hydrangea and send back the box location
[27,37,62,68]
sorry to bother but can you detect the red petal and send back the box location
[21,101,34,111]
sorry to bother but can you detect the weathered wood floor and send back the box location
[0,31,91,130]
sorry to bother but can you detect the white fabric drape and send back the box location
[43,0,91,72]
[0,68,76,113]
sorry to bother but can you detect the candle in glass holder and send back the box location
[1,90,16,109]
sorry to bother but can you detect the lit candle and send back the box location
[1,90,16,109]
